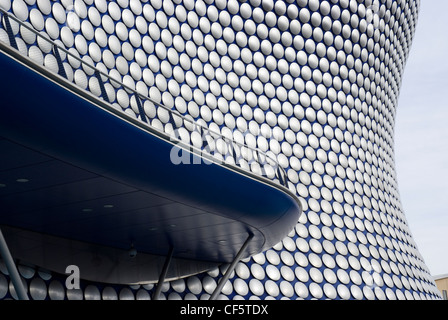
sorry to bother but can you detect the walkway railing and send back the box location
[0,8,289,188]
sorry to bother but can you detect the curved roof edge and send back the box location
[0,45,301,282]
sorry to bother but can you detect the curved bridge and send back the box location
[0,11,301,285]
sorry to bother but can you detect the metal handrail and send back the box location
[0,8,289,187]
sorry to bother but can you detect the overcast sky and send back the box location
[394,0,448,277]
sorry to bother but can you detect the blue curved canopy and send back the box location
[0,46,301,283]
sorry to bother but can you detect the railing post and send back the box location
[229,141,239,166]
[277,167,286,187]
[53,46,67,79]
[2,14,18,50]
[94,69,109,103]
[168,112,177,129]
[202,133,210,154]
[134,94,147,123]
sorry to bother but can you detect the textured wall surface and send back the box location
[0,0,442,300]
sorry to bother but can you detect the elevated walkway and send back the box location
[0,10,301,286]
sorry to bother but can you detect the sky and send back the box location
[394,0,448,277]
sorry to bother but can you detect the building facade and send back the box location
[434,274,448,300]
[0,0,443,300]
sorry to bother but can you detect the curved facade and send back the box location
[0,0,442,300]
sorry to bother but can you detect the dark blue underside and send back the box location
[0,49,301,263]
